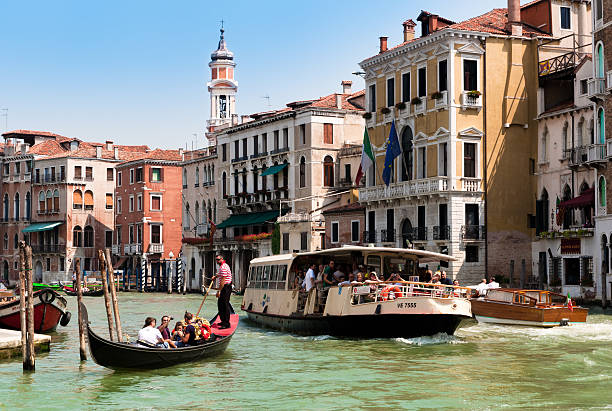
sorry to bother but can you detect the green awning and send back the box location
[260,163,288,177]
[217,209,288,229]
[22,221,63,233]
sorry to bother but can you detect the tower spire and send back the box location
[207,24,238,130]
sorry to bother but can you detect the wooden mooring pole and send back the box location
[105,248,122,342]
[24,243,35,370]
[98,250,115,341]
[18,242,31,370]
[75,259,87,361]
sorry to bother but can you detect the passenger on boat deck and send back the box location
[475,279,488,296]
[488,277,500,289]
[353,272,364,283]
[182,312,197,346]
[323,261,336,288]
[338,273,355,287]
[138,317,169,348]
[453,279,460,286]
[430,275,441,285]
[388,273,403,285]
[365,271,380,283]
[0,280,6,291]
[315,265,324,289]
[333,265,345,282]
[293,271,303,290]
[302,263,316,292]
[440,271,453,285]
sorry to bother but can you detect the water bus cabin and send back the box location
[241,246,473,338]
[471,289,588,327]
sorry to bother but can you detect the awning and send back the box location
[217,209,288,229]
[260,163,288,177]
[22,221,63,233]
[560,188,594,209]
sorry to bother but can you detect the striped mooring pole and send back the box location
[140,256,147,292]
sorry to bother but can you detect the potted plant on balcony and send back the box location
[363,112,372,120]
[466,90,481,98]
[431,91,444,100]
[411,96,422,105]
[380,107,391,115]
[395,102,406,110]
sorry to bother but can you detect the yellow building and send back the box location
[358,1,547,283]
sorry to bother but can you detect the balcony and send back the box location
[123,244,130,254]
[461,225,486,241]
[149,243,164,254]
[461,91,482,109]
[231,155,248,164]
[460,177,482,192]
[381,229,395,243]
[270,147,289,155]
[363,230,376,244]
[382,106,395,123]
[111,244,120,255]
[250,151,268,160]
[130,243,142,254]
[413,227,427,242]
[607,71,612,91]
[32,244,65,254]
[587,78,606,100]
[413,97,426,115]
[433,225,450,240]
[538,228,594,239]
[433,91,448,109]
[358,177,448,204]
[569,144,607,167]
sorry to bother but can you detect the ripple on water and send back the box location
[394,332,465,346]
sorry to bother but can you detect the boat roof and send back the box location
[250,245,457,265]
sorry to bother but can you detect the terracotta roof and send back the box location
[307,92,365,111]
[2,129,71,141]
[322,202,365,215]
[117,148,183,165]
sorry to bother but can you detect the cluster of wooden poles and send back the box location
[18,241,35,371]
[75,249,123,362]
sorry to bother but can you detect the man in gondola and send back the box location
[215,255,232,329]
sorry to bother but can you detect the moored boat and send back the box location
[61,285,104,297]
[83,303,238,369]
[242,246,472,338]
[471,289,588,327]
[0,288,71,332]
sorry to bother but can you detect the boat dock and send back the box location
[0,329,51,359]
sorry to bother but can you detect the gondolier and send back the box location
[215,255,232,329]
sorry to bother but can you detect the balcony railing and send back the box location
[123,244,130,254]
[433,91,448,109]
[460,178,482,192]
[607,71,612,90]
[270,147,289,155]
[569,144,607,166]
[413,98,426,114]
[381,229,395,243]
[250,151,268,159]
[359,177,448,203]
[433,225,450,240]
[587,78,606,99]
[231,156,248,163]
[461,225,486,241]
[32,244,65,254]
[130,243,142,254]
[111,244,120,255]
[461,91,482,109]
[149,243,164,254]
[363,230,376,244]
[413,227,427,241]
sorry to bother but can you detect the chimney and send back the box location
[96,146,102,158]
[341,80,352,94]
[114,147,119,160]
[105,140,113,151]
[379,36,388,53]
[179,148,184,159]
[335,94,343,109]
[506,0,522,36]
[403,19,416,42]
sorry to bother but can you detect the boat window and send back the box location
[270,265,278,289]
[366,255,381,271]
[256,266,264,288]
[277,266,287,289]
[262,265,271,288]
[383,256,416,279]
[247,267,253,286]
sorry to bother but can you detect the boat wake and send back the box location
[458,320,612,342]
[394,333,464,346]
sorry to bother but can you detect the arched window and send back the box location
[195,167,200,186]
[401,219,413,247]
[323,156,334,187]
[562,122,568,152]
[222,172,227,197]
[53,189,60,211]
[299,157,306,188]
[183,169,187,187]
[202,200,207,224]
[242,168,247,193]
[184,203,190,230]
[211,165,215,181]
[195,201,200,225]
[562,184,572,229]
[84,226,93,247]
[208,200,212,221]
[541,189,549,232]
[38,191,45,212]
[598,107,605,144]
[46,190,52,211]
[73,189,83,209]
[84,190,94,210]
[597,42,605,78]
[401,127,414,181]
[273,162,279,189]
[3,194,8,221]
[261,165,268,190]
[589,119,595,144]
[213,199,216,223]
[14,193,20,220]
[282,160,288,188]
[253,165,259,192]
[600,176,606,208]
[602,234,609,276]
[540,129,548,162]
[25,192,31,220]
[3,233,7,250]
[73,226,82,247]
[13,233,18,249]
[577,117,584,147]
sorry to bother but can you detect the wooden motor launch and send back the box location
[241,246,472,338]
[0,288,71,333]
[470,289,588,327]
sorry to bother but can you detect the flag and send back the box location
[382,120,402,187]
[207,217,216,246]
[567,293,573,311]
[355,127,375,186]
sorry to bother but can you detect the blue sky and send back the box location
[1,0,509,149]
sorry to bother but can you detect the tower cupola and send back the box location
[207,27,238,130]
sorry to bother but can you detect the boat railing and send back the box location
[349,281,472,305]
[484,288,570,306]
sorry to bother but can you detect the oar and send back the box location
[196,276,216,318]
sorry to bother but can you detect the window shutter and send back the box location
[159,168,164,182]
[149,167,153,182]
[84,191,94,207]
[106,194,113,208]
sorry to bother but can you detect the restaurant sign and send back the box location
[561,238,580,255]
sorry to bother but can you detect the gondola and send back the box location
[82,302,238,369]
[61,285,104,297]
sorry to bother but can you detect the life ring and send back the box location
[200,323,212,339]
[39,289,56,304]
[60,311,71,326]
[380,286,403,301]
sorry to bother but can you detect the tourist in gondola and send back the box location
[182,312,197,345]
[138,317,170,348]
[158,315,173,340]
[215,254,233,329]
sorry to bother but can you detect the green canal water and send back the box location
[0,293,611,409]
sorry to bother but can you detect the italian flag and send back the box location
[355,127,375,186]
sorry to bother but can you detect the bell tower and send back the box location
[207,27,238,130]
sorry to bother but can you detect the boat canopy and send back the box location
[22,221,63,233]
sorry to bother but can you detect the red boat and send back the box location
[0,288,71,333]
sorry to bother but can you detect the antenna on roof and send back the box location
[261,95,271,107]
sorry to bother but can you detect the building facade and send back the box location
[322,202,365,248]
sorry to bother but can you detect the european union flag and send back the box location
[382,120,402,186]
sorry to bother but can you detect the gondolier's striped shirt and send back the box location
[217,262,232,287]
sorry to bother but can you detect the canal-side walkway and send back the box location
[0,329,50,359]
